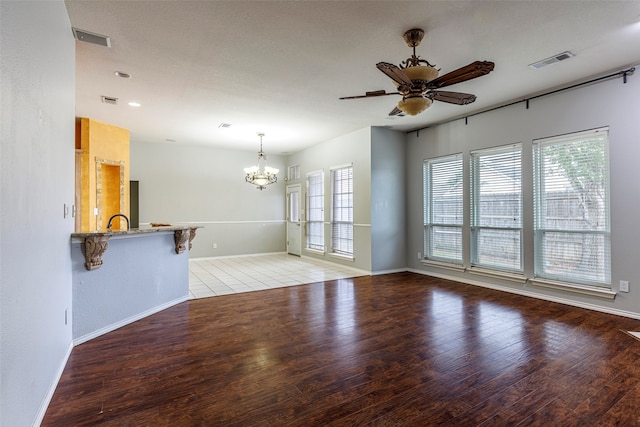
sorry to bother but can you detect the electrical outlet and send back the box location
[213,243,217,249]
[620,280,630,293]
[417,252,422,260]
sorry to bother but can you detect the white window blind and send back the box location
[288,164,300,180]
[470,144,523,272]
[533,128,610,286]
[423,154,463,263]
[331,166,353,257]
[306,171,324,251]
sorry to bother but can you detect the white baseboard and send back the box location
[371,267,408,276]
[407,268,640,320]
[33,340,74,426]
[190,251,286,262]
[73,295,190,346]
[300,254,371,276]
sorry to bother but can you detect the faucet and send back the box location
[107,213,130,231]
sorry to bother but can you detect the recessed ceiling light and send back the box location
[128,101,141,107]
[114,71,131,79]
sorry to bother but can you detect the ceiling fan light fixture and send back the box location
[339,28,494,116]
[403,65,439,82]
[398,96,432,116]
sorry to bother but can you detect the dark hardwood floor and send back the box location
[43,273,640,426]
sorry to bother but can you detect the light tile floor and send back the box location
[189,253,367,299]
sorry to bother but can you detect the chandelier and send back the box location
[244,133,279,190]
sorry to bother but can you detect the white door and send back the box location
[286,184,302,256]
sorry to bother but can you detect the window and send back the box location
[423,154,463,263]
[288,165,300,180]
[306,171,324,251]
[331,166,353,257]
[533,128,610,286]
[470,144,523,273]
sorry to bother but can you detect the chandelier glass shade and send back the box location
[401,64,439,82]
[244,133,278,190]
[397,95,432,116]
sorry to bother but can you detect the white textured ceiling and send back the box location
[64,1,640,154]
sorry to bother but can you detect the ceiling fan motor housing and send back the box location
[403,28,425,47]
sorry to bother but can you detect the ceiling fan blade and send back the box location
[376,62,413,86]
[339,90,400,100]
[431,90,477,105]
[388,106,403,116]
[427,61,495,89]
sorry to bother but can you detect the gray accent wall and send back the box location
[130,141,286,258]
[0,1,76,425]
[371,127,407,273]
[406,67,640,317]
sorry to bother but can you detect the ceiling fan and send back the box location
[340,28,495,116]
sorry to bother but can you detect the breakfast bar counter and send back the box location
[70,226,200,344]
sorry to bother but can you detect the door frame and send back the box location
[286,184,302,256]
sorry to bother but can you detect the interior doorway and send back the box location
[95,159,125,231]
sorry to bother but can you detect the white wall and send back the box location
[371,127,407,273]
[0,1,76,425]
[406,67,640,317]
[287,127,373,272]
[131,141,286,257]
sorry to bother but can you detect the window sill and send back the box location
[329,253,354,262]
[421,259,465,272]
[530,279,616,299]
[304,248,325,256]
[468,267,527,284]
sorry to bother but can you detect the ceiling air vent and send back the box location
[72,28,111,47]
[529,51,575,69]
[101,96,118,105]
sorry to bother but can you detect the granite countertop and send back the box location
[72,225,201,239]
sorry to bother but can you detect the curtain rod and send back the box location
[407,66,636,136]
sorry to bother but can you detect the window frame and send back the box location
[305,170,324,252]
[532,127,611,287]
[330,165,354,258]
[470,143,523,274]
[423,154,464,264]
